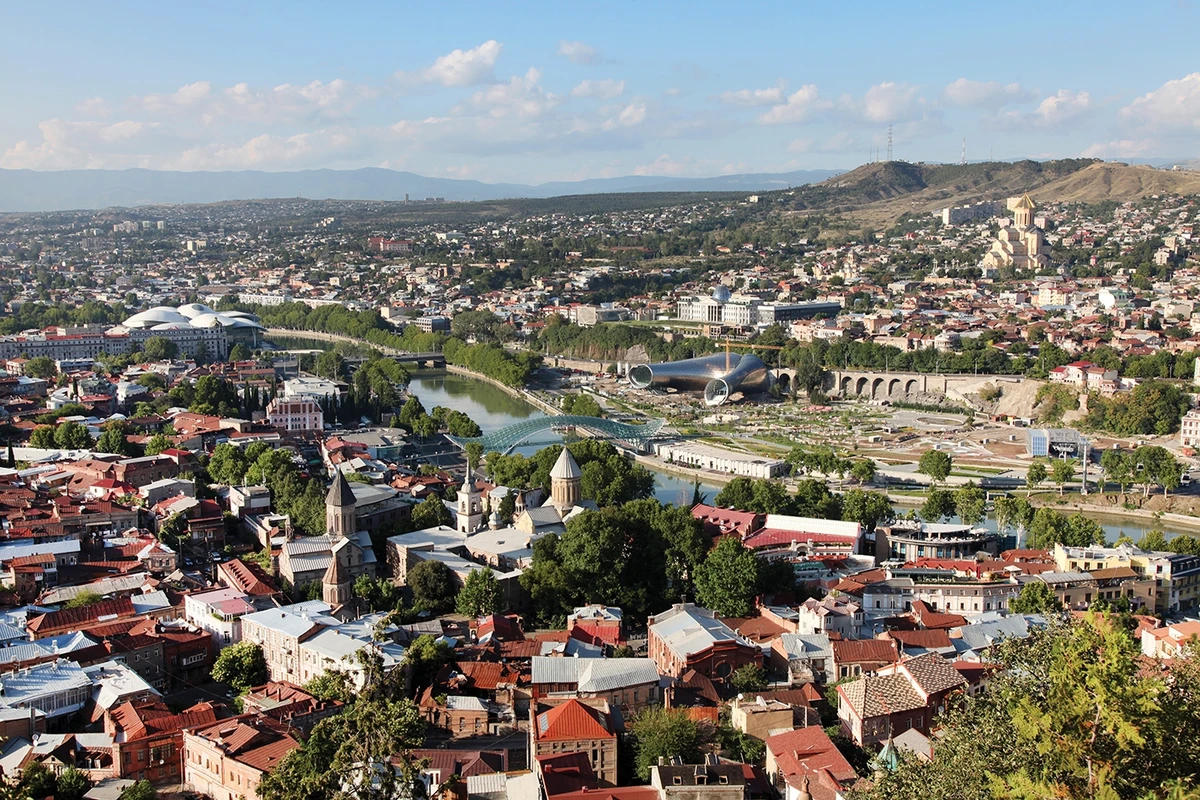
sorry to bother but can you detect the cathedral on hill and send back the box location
[982,194,1051,271]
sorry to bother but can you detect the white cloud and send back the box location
[170,126,370,170]
[1081,139,1156,158]
[405,40,503,87]
[75,97,111,117]
[857,82,921,122]
[943,78,1029,107]
[470,68,560,119]
[557,40,599,65]
[602,102,647,130]
[1032,89,1092,126]
[720,84,786,107]
[995,89,1092,130]
[758,85,829,124]
[1,118,170,169]
[138,81,212,112]
[132,78,374,125]
[571,79,625,99]
[1120,73,1200,130]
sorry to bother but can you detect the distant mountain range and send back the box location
[0,167,845,212]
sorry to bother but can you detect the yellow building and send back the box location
[1053,543,1200,614]
[983,194,1050,271]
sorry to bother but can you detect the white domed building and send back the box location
[117,304,266,360]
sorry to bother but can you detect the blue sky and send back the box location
[2,1,1198,182]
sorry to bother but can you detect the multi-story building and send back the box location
[530,699,618,787]
[265,398,323,433]
[239,601,332,684]
[876,522,999,563]
[862,568,1020,617]
[0,659,93,725]
[183,715,299,800]
[185,587,260,648]
[1053,543,1200,614]
[837,653,967,746]
[1181,409,1200,448]
[647,604,760,687]
[109,700,222,785]
[530,656,662,711]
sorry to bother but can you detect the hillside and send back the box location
[772,158,1200,226]
[1034,161,1200,203]
[778,159,1099,224]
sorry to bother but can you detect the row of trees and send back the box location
[442,338,541,387]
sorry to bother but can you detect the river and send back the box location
[406,369,1188,543]
[406,370,721,505]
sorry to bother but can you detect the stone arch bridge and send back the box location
[823,369,956,402]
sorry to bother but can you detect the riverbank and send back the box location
[441,364,562,416]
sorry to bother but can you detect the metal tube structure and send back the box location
[628,352,772,406]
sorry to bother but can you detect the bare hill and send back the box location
[1034,162,1200,203]
[779,159,1200,225]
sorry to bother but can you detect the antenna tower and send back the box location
[961,138,966,165]
[886,124,893,161]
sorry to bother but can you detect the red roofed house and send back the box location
[108,700,224,785]
[566,604,625,648]
[764,725,857,800]
[530,699,618,786]
[829,638,899,680]
[183,715,299,800]
[690,504,763,540]
[742,515,861,557]
[837,653,967,746]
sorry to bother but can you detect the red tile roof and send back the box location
[765,726,856,798]
[535,700,614,742]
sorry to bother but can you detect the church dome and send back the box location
[550,447,582,481]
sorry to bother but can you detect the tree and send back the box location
[95,424,134,457]
[731,663,769,694]
[21,762,57,799]
[955,483,987,526]
[402,633,456,691]
[353,574,401,612]
[22,356,57,379]
[920,489,957,523]
[63,589,104,609]
[118,780,157,800]
[29,425,55,449]
[144,432,173,456]
[994,495,1035,546]
[850,459,877,485]
[55,768,90,800]
[54,421,93,450]
[465,441,484,472]
[407,559,458,611]
[918,449,952,484]
[456,568,501,618]
[211,641,268,693]
[228,343,252,362]
[628,707,702,780]
[694,536,759,618]
[841,489,895,532]
[561,392,603,417]
[1138,529,1169,552]
[304,670,356,703]
[1100,449,1134,495]
[1026,460,1047,493]
[410,495,452,530]
[141,336,179,361]
[714,477,756,510]
[853,616,1192,800]
[1009,581,1063,614]
[399,395,426,428]
[207,442,248,486]
[314,350,346,380]
[1050,458,1076,496]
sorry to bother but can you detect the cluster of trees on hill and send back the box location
[537,315,720,362]
[442,338,540,387]
[1082,381,1192,436]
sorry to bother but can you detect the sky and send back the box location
[2,1,1199,184]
